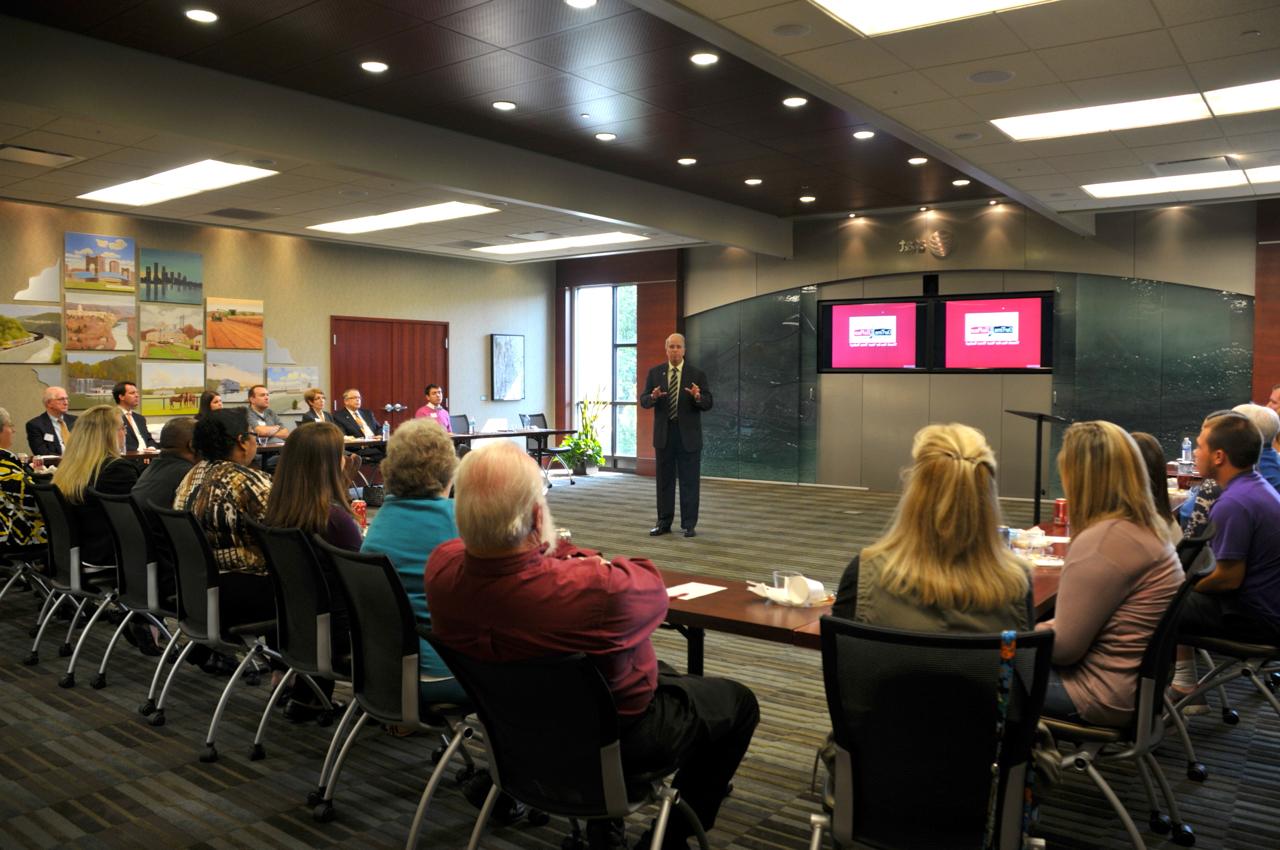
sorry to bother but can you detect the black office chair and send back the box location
[0,542,49,615]
[1042,579,1198,849]
[519,412,574,488]
[312,538,475,835]
[149,504,276,760]
[27,483,119,687]
[425,635,708,850]
[91,489,177,690]
[809,618,1052,850]
[450,414,471,435]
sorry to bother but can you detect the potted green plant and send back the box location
[561,397,608,475]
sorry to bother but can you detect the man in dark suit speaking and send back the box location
[640,333,712,538]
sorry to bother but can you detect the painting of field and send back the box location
[139,303,203,360]
[64,292,136,351]
[141,361,203,416]
[139,248,202,304]
[0,304,63,364]
[206,297,263,349]
[64,232,136,293]
[207,350,263,403]
[267,365,319,413]
[66,352,135,409]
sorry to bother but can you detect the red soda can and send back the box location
[1053,498,1068,526]
[352,499,367,528]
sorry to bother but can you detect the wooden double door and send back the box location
[329,316,449,430]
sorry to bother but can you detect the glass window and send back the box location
[572,283,638,460]
[616,403,636,458]
[615,285,637,344]
[614,346,636,402]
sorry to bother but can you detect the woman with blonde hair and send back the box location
[51,404,138,565]
[833,423,1032,631]
[1039,420,1183,724]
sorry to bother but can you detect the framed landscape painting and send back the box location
[0,304,62,364]
[64,292,136,351]
[139,248,203,304]
[139,303,203,360]
[207,350,263,403]
[64,232,136,293]
[206,297,263,349]
[491,333,525,401]
[66,351,135,409]
[267,365,319,414]
[141,361,203,416]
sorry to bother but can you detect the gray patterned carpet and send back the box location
[0,471,1275,849]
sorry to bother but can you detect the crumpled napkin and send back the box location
[746,581,825,607]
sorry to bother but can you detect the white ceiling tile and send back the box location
[1225,130,1280,152]
[0,122,29,142]
[1152,0,1280,28]
[16,169,112,191]
[1065,164,1159,182]
[99,147,198,169]
[719,2,859,56]
[1066,66,1199,105]
[1007,173,1081,189]
[7,130,118,160]
[0,102,58,129]
[920,123,1000,148]
[839,71,951,109]
[999,0,1164,49]
[1112,118,1225,147]
[1037,30,1184,80]
[1045,149,1146,171]
[1232,147,1280,167]
[1175,185,1255,201]
[1021,134,1128,159]
[1168,8,1280,62]
[1126,138,1236,161]
[62,160,149,180]
[961,83,1083,119]
[919,52,1060,98]
[982,158,1061,177]
[875,15,1030,69]
[1027,186,1091,201]
[678,0,787,20]
[786,39,910,83]
[289,164,372,182]
[1215,110,1280,135]
[962,141,1046,164]
[40,117,153,147]
[4,181,77,202]
[885,99,983,131]
[1188,47,1280,88]
[0,160,53,179]
[133,133,238,159]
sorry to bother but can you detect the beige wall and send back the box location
[0,199,554,434]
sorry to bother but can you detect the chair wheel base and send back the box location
[90,673,107,689]
[57,643,72,658]
[569,479,575,485]
[58,673,75,688]
[1150,812,1172,834]
[244,672,260,687]
[1172,823,1195,846]
[431,745,445,765]
[1222,708,1240,725]
[454,765,476,785]
[313,801,335,822]
[1187,762,1207,781]
[316,711,333,728]
[527,808,550,827]
[306,789,324,807]
[138,699,156,716]
[148,709,166,727]
[1267,672,1280,693]
[199,745,218,763]
[249,743,265,761]
[21,652,38,666]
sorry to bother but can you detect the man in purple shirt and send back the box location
[414,384,452,432]
[427,441,758,850]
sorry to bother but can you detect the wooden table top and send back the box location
[662,568,831,644]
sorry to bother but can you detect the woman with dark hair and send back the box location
[197,390,222,418]
[1132,432,1181,543]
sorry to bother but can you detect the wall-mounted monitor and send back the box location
[934,293,1053,372]
[818,298,930,372]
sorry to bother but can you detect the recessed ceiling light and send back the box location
[847,213,857,218]
[251,158,276,166]
[969,69,1014,84]
[1248,164,1280,184]
[690,52,719,66]
[953,131,983,142]
[852,130,875,140]
[908,156,928,165]
[1204,78,1280,117]
[952,178,971,186]
[989,200,999,205]
[565,0,597,7]
[783,96,809,108]
[919,206,928,212]
[309,201,500,234]
[807,0,1062,37]
[1082,170,1248,199]
[185,9,217,23]
[992,93,1209,141]
[473,231,648,255]
[579,112,591,118]
[799,194,817,203]
[78,159,277,206]
[677,157,697,166]
[492,101,516,111]
[361,61,389,73]
[744,178,763,186]
[773,23,812,37]
[595,132,617,141]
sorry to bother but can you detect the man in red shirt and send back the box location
[426,441,758,850]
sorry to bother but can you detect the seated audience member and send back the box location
[132,417,198,513]
[362,418,464,704]
[1038,421,1183,725]
[51,404,140,566]
[1268,382,1280,413]
[174,407,275,625]
[264,420,361,719]
[426,441,759,850]
[0,406,45,546]
[300,388,336,424]
[25,386,76,457]
[1132,432,1182,544]
[115,381,158,452]
[334,388,385,464]
[1178,409,1236,535]
[833,423,1032,631]
[197,390,222,417]
[414,384,452,432]
[1233,403,1280,492]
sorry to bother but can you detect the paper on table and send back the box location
[1043,536,1070,544]
[667,582,727,601]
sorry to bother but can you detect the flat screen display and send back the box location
[938,295,1052,371]
[818,299,928,372]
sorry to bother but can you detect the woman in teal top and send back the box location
[361,418,465,704]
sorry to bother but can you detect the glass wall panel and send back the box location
[615,285,637,344]
[614,346,636,401]
[799,286,819,483]
[686,301,741,479]
[738,291,800,482]
[616,403,636,458]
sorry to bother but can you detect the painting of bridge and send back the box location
[0,304,63,364]
[139,303,203,361]
[66,352,135,409]
[139,248,203,304]
[64,232,136,293]
[141,361,203,416]
[206,297,263,349]
[64,292,136,351]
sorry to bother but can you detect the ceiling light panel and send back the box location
[309,201,499,234]
[1247,165,1280,184]
[1081,170,1247,199]
[472,231,648,255]
[808,0,1061,37]
[1204,78,1280,117]
[78,159,278,206]
[991,93,1211,141]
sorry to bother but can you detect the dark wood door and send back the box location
[330,316,449,430]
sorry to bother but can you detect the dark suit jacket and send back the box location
[25,411,77,456]
[334,407,381,439]
[122,410,158,452]
[300,409,337,425]
[640,362,712,451]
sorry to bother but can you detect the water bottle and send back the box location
[381,420,390,441]
[1180,436,1193,472]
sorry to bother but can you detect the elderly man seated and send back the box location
[425,441,759,850]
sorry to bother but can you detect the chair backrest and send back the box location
[92,489,158,610]
[425,634,634,818]
[31,482,81,589]
[1177,522,1215,575]
[523,412,550,451]
[450,414,471,435]
[149,503,222,640]
[1130,577,1198,746]
[819,617,1053,850]
[246,518,336,676]
[518,413,532,427]
[312,538,421,723]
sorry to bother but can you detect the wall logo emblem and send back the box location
[897,229,955,258]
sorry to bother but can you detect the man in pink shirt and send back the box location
[414,384,451,432]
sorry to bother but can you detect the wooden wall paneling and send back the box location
[1255,200,1280,403]
[330,316,448,430]
[392,320,449,430]
[635,280,679,476]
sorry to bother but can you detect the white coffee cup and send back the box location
[785,574,825,606]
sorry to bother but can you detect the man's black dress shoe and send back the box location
[649,526,670,536]
[683,529,697,538]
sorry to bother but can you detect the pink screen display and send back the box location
[943,297,1043,369]
[829,303,918,369]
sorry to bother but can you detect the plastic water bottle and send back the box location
[1180,436,1193,471]
[381,420,391,441]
